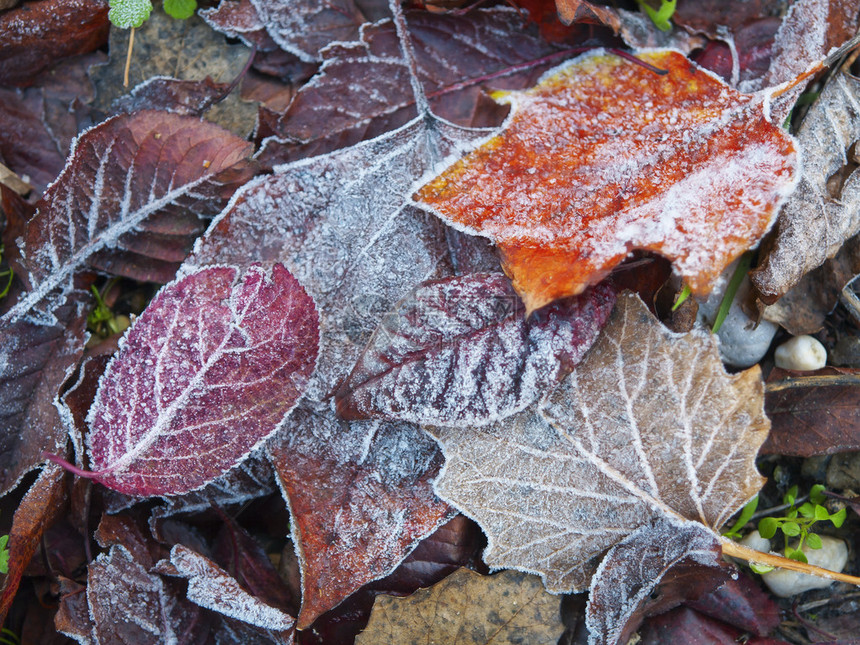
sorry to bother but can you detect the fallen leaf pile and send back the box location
[2,0,860,643]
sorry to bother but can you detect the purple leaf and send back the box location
[85,263,319,496]
[335,273,614,426]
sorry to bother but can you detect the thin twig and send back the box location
[722,538,860,586]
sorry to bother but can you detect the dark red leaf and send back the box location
[692,18,781,85]
[0,296,87,496]
[86,263,319,496]
[268,406,454,629]
[686,571,781,637]
[88,544,212,644]
[640,606,791,645]
[0,0,109,87]
[258,8,566,165]
[585,517,731,645]
[8,110,255,319]
[335,273,614,426]
[762,367,860,456]
[248,0,367,62]
[111,77,231,116]
[162,544,296,635]
[672,0,773,37]
[0,464,68,625]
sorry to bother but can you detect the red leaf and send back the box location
[335,273,614,426]
[0,296,86,496]
[268,406,454,629]
[0,0,109,87]
[416,49,799,312]
[86,263,319,496]
[258,8,566,164]
[111,77,231,116]
[88,545,211,644]
[686,571,781,637]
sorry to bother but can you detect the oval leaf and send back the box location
[86,263,319,496]
[335,273,615,426]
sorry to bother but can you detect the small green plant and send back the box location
[87,281,131,338]
[108,0,198,86]
[635,0,677,32]
[757,484,847,563]
[0,533,8,575]
[0,628,20,645]
[722,494,759,540]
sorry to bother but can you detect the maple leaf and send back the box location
[356,568,564,645]
[335,273,614,426]
[751,72,860,303]
[85,263,319,496]
[416,49,799,313]
[429,292,769,642]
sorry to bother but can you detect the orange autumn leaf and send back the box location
[415,49,799,313]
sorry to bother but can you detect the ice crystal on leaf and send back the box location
[416,49,799,312]
[86,263,319,497]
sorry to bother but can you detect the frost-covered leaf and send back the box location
[165,544,296,635]
[335,273,614,426]
[0,296,87,497]
[86,263,319,496]
[111,76,230,116]
[751,72,860,302]
[416,49,799,313]
[0,0,109,87]
[585,516,728,645]
[88,545,208,644]
[4,110,254,324]
[555,0,621,30]
[0,463,67,625]
[199,0,276,50]
[356,568,564,645]
[260,8,563,162]
[268,406,454,628]
[249,0,367,62]
[430,292,768,597]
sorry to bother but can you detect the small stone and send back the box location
[697,269,777,368]
[774,335,827,371]
[739,530,772,554]
[761,536,848,597]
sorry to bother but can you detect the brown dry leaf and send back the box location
[429,293,768,611]
[355,568,564,645]
[751,71,860,303]
[0,464,68,624]
[416,49,798,313]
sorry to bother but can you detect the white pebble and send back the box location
[761,536,848,597]
[739,529,771,554]
[774,335,827,371]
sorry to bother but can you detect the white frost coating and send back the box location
[754,72,860,298]
[87,545,180,645]
[429,293,768,594]
[585,516,723,645]
[250,0,364,62]
[170,545,295,630]
[337,275,612,426]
